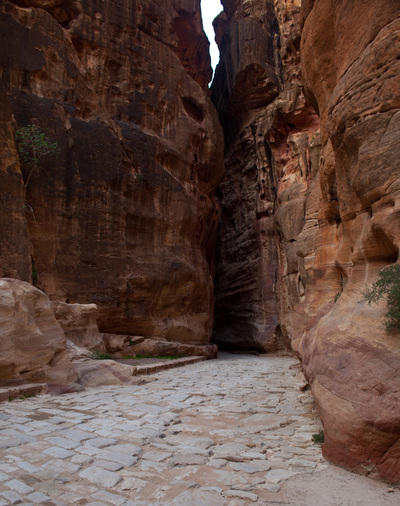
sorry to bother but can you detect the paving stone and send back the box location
[225,489,258,502]
[264,468,299,483]
[17,461,40,473]
[119,477,148,491]
[2,355,387,505]
[169,453,208,466]
[105,443,142,456]
[94,460,124,471]
[0,490,23,504]
[0,471,9,481]
[79,466,122,488]
[27,491,51,503]
[142,450,172,462]
[71,454,94,465]
[0,438,20,449]
[92,490,127,505]
[5,478,34,494]
[42,446,75,459]
[86,437,118,448]
[171,490,227,505]
[46,437,80,449]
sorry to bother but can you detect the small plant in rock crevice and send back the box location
[15,125,60,188]
[361,264,400,333]
[91,351,113,360]
[312,430,324,444]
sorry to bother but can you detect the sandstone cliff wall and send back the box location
[0,0,224,347]
[212,0,319,351]
[212,0,400,484]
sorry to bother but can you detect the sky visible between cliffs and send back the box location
[200,0,222,73]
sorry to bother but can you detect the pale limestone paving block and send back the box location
[71,454,94,465]
[47,437,80,449]
[171,490,227,505]
[59,428,97,441]
[225,489,258,502]
[41,458,81,474]
[94,460,123,471]
[141,450,172,462]
[0,413,11,420]
[260,482,281,493]
[79,466,122,488]
[5,478,34,494]
[119,477,148,491]
[0,490,23,505]
[169,454,208,466]
[42,446,74,459]
[85,437,118,448]
[106,444,142,456]
[17,462,40,473]
[230,462,270,473]
[27,491,51,503]
[288,457,318,469]
[95,449,137,467]
[92,490,127,505]
[264,468,299,483]
[175,446,210,456]
[0,463,19,472]
[208,459,227,469]
[0,437,20,448]
[0,472,9,481]
[139,460,167,473]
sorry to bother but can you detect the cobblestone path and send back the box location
[0,354,398,505]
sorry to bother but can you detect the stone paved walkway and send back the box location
[0,353,398,505]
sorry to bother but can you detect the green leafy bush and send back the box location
[362,264,400,333]
[15,125,60,188]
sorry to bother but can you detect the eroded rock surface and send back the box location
[212,0,318,352]
[297,0,400,484]
[0,0,223,346]
[0,279,79,393]
[212,0,400,484]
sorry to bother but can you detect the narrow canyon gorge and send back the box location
[0,0,399,485]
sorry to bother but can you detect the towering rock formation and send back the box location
[0,0,224,349]
[212,0,400,484]
[298,0,400,485]
[212,0,318,351]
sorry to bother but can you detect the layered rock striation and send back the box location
[212,0,318,351]
[0,0,224,347]
[298,0,400,484]
[212,0,400,484]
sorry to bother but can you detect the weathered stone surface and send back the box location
[0,0,223,349]
[212,0,400,484]
[212,0,317,352]
[297,0,400,484]
[0,278,79,392]
[109,336,218,360]
[52,301,104,352]
[0,82,32,281]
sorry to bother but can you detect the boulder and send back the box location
[0,278,79,393]
[52,301,104,352]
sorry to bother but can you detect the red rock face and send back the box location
[0,279,79,392]
[212,0,317,351]
[0,0,224,345]
[298,0,400,484]
[212,0,400,483]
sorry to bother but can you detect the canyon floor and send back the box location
[0,353,398,505]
